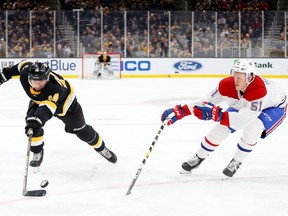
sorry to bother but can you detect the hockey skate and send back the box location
[30,148,44,167]
[180,154,204,174]
[98,146,117,163]
[222,159,241,177]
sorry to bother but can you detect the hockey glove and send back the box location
[25,117,43,136]
[193,102,223,122]
[0,68,11,85]
[161,104,191,125]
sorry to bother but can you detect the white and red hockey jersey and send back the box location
[186,76,287,130]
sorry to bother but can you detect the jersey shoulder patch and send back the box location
[19,60,33,72]
[218,77,238,99]
[244,76,267,101]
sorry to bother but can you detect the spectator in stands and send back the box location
[62,43,72,58]
[269,46,282,58]
[241,33,252,57]
[235,0,246,10]
[201,38,214,57]
[56,43,63,57]
[42,42,53,58]
[252,17,262,37]
[126,45,134,57]
[257,0,270,10]
[171,21,180,35]
[241,25,248,38]
[30,43,43,57]
[218,15,227,26]
[118,1,127,11]
[279,46,285,58]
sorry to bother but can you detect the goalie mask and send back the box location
[230,59,257,82]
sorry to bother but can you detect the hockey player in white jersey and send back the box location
[161,59,287,177]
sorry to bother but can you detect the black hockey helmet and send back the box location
[28,62,50,81]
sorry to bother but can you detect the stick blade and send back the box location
[125,181,135,196]
[23,189,47,197]
[126,190,132,196]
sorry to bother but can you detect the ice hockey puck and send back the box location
[40,180,49,188]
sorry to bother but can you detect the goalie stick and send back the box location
[23,128,47,197]
[126,123,165,196]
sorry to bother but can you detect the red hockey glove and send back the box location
[161,104,191,125]
[193,102,223,122]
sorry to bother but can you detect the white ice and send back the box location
[0,78,288,216]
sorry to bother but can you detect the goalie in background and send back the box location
[161,59,287,178]
[93,51,114,79]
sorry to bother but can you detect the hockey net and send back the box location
[82,52,121,79]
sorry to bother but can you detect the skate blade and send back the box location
[180,169,192,174]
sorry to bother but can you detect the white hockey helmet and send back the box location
[230,59,257,81]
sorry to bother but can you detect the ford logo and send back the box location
[173,61,203,71]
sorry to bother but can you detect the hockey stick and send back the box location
[126,123,165,196]
[23,128,46,197]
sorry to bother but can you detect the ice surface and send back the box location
[0,78,287,216]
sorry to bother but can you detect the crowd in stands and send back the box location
[0,1,59,58]
[0,0,286,58]
[0,0,72,58]
[56,0,285,58]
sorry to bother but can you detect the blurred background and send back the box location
[0,0,287,59]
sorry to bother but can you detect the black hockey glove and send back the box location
[25,117,43,136]
[0,68,11,85]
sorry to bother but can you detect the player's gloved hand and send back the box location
[0,68,11,85]
[193,102,223,122]
[25,117,43,136]
[161,104,191,125]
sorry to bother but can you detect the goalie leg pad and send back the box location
[103,64,113,76]
[103,64,111,71]
[93,63,102,78]
[93,62,102,73]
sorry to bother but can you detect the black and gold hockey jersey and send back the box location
[97,55,111,64]
[6,60,76,125]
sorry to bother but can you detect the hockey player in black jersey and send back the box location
[0,60,117,167]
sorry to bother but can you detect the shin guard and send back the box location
[75,124,105,151]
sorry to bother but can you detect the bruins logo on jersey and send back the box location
[48,93,59,103]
